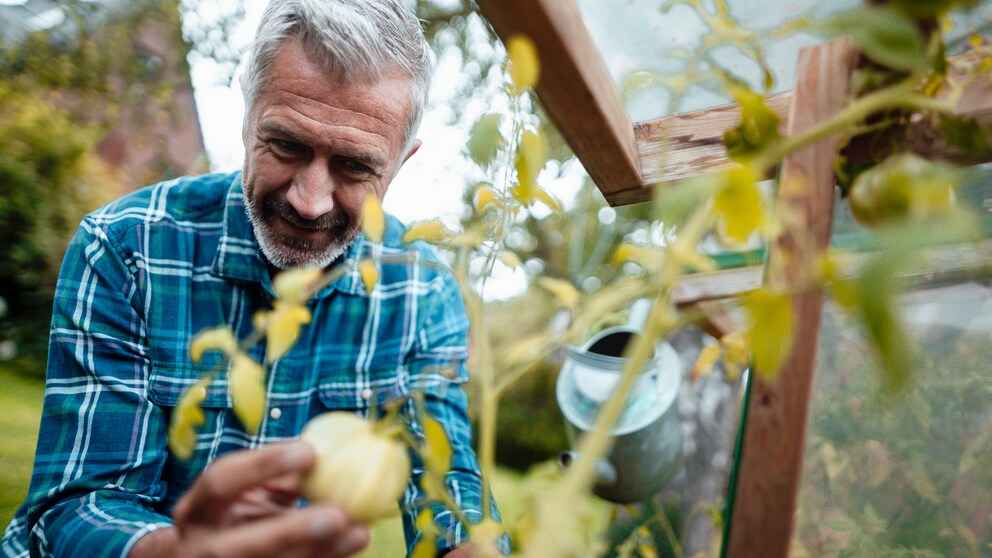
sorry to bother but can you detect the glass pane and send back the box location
[794,281,992,556]
[574,0,992,122]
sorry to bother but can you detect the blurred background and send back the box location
[1,1,990,556]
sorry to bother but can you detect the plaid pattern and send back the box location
[1,172,498,557]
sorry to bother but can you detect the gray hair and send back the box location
[240,0,432,151]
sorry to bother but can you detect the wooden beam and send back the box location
[685,300,741,340]
[727,38,856,558]
[671,266,762,306]
[607,60,992,207]
[474,0,643,195]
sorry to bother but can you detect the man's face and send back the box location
[242,38,420,270]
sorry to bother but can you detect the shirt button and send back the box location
[360,388,373,401]
[269,407,282,420]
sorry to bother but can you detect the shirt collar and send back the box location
[212,172,368,298]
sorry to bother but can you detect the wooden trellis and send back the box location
[475,0,992,556]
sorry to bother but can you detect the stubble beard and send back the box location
[245,195,360,270]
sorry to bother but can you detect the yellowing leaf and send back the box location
[512,129,547,206]
[909,461,941,504]
[504,332,551,369]
[167,375,212,460]
[403,220,449,244]
[474,184,498,215]
[713,166,763,246]
[189,326,239,363]
[361,195,385,243]
[496,250,521,269]
[422,414,452,478]
[359,259,378,294]
[537,277,580,310]
[507,34,540,94]
[272,267,321,304]
[534,188,563,214]
[720,331,749,378]
[723,84,782,159]
[742,288,793,379]
[230,353,266,434]
[691,343,721,384]
[260,301,312,363]
[614,243,664,270]
[421,413,453,504]
[410,509,438,558]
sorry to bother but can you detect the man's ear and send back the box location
[402,139,422,164]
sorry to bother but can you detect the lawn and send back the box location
[0,364,44,526]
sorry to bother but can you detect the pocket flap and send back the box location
[148,362,232,408]
[317,366,409,410]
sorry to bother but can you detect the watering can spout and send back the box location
[557,450,618,487]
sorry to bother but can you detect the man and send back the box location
[1,1,496,556]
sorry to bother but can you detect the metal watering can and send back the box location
[555,301,683,503]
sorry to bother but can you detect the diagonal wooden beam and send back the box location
[726,37,857,558]
[474,0,643,195]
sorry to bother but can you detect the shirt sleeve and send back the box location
[400,271,509,556]
[22,217,173,558]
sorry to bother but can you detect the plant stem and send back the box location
[752,79,956,171]
[460,283,497,519]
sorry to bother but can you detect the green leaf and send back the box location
[939,115,991,156]
[723,84,781,160]
[467,113,505,168]
[820,7,927,72]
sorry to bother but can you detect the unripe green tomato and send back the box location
[300,411,411,523]
[848,153,957,229]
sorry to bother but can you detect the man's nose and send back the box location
[286,163,335,219]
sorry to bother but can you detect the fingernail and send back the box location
[282,443,312,471]
[332,526,370,555]
[310,514,333,539]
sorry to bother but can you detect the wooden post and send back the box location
[474,0,643,195]
[726,38,856,558]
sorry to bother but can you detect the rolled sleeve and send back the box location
[401,273,507,555]
[21,219,172,558]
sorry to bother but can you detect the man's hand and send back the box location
[131,442,370,558]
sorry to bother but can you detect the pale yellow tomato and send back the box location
[300,412,411,523]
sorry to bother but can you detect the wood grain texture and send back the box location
[726,38,856,558]
[474,0,643,194]
[608,60,992,207]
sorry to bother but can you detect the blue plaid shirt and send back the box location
[1,172,495,558]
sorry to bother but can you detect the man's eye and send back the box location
[343,159,372,174]
[273,139,305,154]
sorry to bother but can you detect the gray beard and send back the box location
[244,195,360,270]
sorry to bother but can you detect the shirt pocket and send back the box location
[147,361,234,509]
[147,361,233,409]
[316,365,411,412]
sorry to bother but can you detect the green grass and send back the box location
[0,364,44,527]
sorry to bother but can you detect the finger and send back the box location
[175,442,315,525]
[196,504,368,558]
[322,522,371,558]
